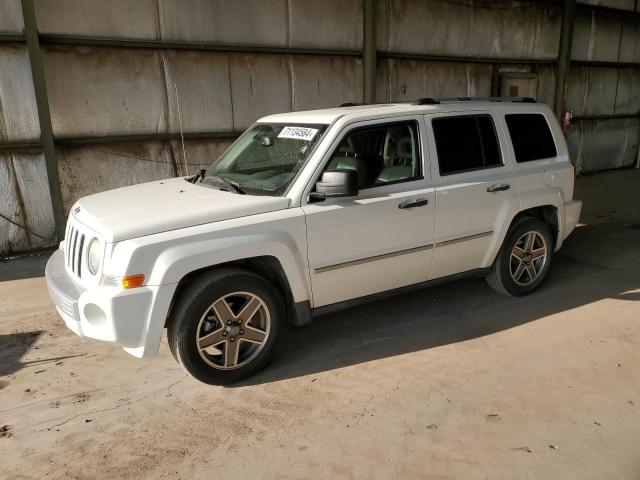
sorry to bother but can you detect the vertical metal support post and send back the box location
[554,0,576,119]
[491,64,501,97]
[637,2,640,167]
[21,0,66,242]
[363,0,377,104]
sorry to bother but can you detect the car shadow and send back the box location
[0,331,86,377]
[235,222,640,387]
[0,331,43,377]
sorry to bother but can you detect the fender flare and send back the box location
[127,232,311,358]
[482,186,565,268]
[150,232,311,303]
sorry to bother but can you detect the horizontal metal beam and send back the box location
[382,51,640,69]
[54,131,242,146]
[575,2,640,17]
[0,131,242,152]
[379,51,556,65]
[0,141,42,151]
[4,111,639,152]
[39,34,362,57]
[572,59,640,69]
[1,34,638,69]
[572,113,640,121]
[0,33,25,42]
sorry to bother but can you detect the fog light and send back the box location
[83,303,106,326]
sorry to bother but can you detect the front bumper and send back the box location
[45,249,158,350]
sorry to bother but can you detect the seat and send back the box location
[326,140,369,188]
[383,126,408,167]
[393,137,414,166]
[376,165,413,184]
[376,136,415,184]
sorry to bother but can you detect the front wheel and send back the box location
[168,268,285,385]
[485,218,553,296]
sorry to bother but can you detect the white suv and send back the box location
[45,98,582,385]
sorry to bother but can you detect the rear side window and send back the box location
[505,114,557,162]
[432,114,502,175]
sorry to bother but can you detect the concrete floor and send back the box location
[1,169,639,480]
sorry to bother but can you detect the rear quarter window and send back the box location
[505,113,557,162]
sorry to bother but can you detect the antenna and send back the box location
[174,83,188,177]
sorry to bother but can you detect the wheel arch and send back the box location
[509,205,559,247]
[166,255,312,329]
[484,190,564,268]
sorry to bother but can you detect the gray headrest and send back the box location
[396,137,413,158]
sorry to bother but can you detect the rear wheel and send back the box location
[168,268,285,385]
[486,218,553,296]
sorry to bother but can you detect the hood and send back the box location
[72,177,290,242]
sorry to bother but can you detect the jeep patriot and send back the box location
[45,97,582,384]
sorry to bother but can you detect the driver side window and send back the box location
[325,121,422,189]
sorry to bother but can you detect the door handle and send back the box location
[398,198,429,209]
[487,184,510,193]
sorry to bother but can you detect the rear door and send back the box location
[425,111,519,279]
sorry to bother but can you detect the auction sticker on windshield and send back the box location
[278,126,319,142]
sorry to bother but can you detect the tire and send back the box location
[167,268,285,385]
[485,217,553,296]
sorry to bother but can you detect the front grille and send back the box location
[64,219,91,280]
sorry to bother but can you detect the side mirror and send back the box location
[259,135,273,146]
[313,169,359,199]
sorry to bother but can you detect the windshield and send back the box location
[204,123,328,195]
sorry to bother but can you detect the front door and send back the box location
[302,117,435,307]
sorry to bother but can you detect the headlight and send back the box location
[87,238,102,275]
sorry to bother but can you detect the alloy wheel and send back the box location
[196,291,271,370]
[510,231,548,286]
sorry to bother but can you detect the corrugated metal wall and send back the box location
[375,0,560,105]
[0,0,639,254]
[565,3,640,172]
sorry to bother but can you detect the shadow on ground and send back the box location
[0,331,87,377]
[238,222,640,386]
[0,251,53,282]
[0,332,43,376]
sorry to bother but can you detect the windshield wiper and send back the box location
[188,169,206,184]
[204,174,246,194]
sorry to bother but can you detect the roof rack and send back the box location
[413,97,439,105]
[339,96,537,108]
[450,96,535,103]
[412,96,536,105]
[338,101,400,107]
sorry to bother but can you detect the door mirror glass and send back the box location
[314,169,359,198]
